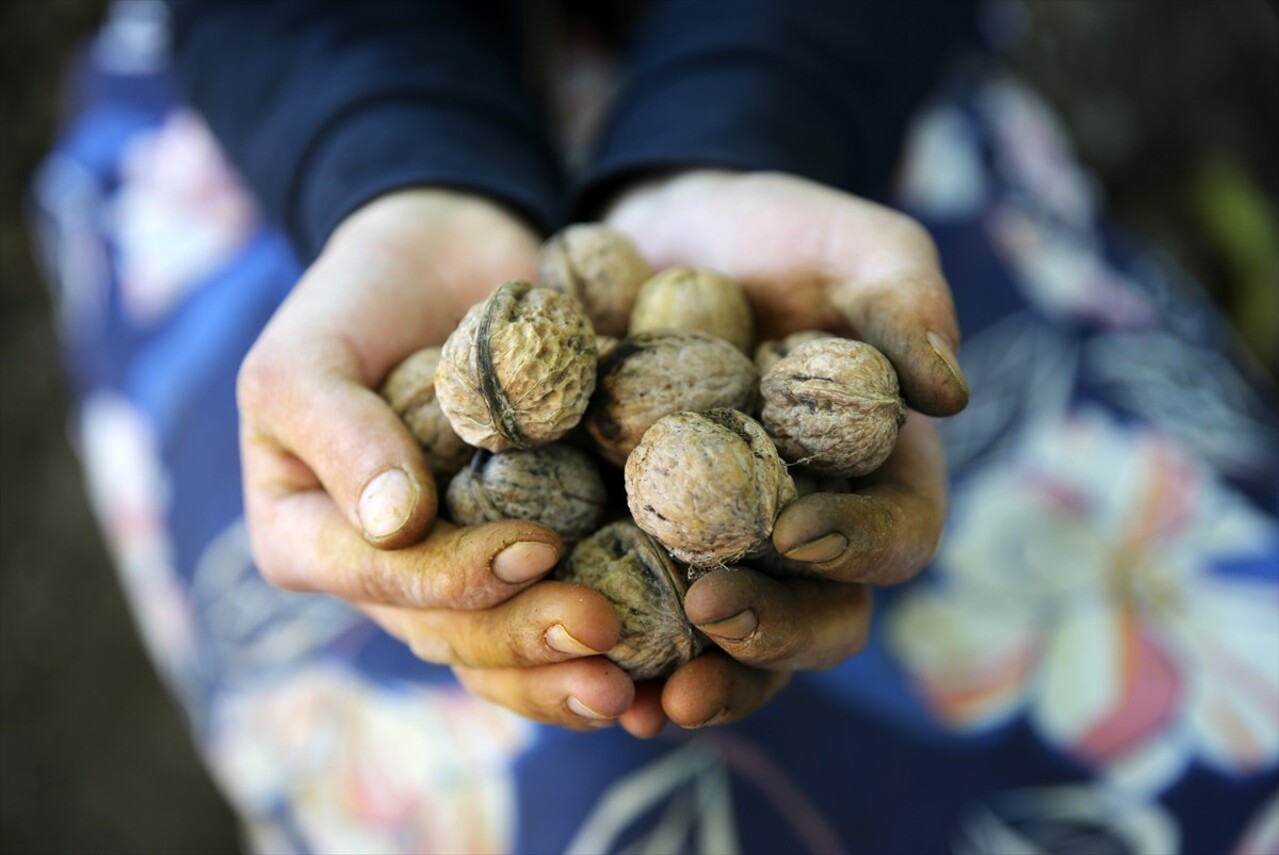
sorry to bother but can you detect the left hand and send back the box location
[603,170,966,736]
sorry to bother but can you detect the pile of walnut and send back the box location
[380,224,906,681]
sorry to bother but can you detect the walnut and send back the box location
[379,347,473,477]
[754,330,835,374]
[555,520,705,680]
[586,330,760,466]
[626,409,796,567]
[538,225,651,338]
[445,444,607,548]
[628,267,754,353]
[595,334,621,364]
[759,338,906,477]
[435,280,597,452]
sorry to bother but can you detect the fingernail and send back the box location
[687,709,728,729]
[927,330,969,396]
[493,541,559,584]
[782,532,848,563]
[567,696,614,722]
[546,624,603,656]
[698,609,758,641]
[358,467,416,539]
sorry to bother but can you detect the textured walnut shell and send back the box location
[586,330,760,466]
[755,330,835,374]
[380,347,473,477]
[626,409,796,567]
[555,521,705,679]
[628,267,754,353]
[760,338,906,477]
[436,281,597,452]
[446,444,607,548]
[538,225,651,338]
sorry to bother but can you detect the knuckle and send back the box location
[849,501,899,584]
[236,347,284,416]
[248,528,305,592]
[407,632,456,665]
[886,211,936,255]
[415,562,468,610]
[737,617,806,669]
[256,554,307,592]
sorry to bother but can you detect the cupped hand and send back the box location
[604,171,963,735]
[238,189,632,729]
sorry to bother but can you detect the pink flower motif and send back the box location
[988,201,1157,330]
[209,665,533,854]
[889,411,1279,795]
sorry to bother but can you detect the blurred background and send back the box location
[1,1,1275,852]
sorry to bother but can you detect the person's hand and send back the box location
[238,189,634,729]
[603,170,966,736]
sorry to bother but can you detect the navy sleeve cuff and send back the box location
[169,0,562,261]
[574,0,977,218]
[295,96,562,259]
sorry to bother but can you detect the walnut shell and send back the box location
[759,338,906,477]
[538,225,651,338]
[380,347,473,477]
[586,330,760,466]
[754,330,835,374]
[595,334,621,363]
[555,520,705,679]
[436,280,597,452]
[446,444,607,548]
[628,267,754,353]
[626,409,796,567]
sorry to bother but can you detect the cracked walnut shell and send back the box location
[435,280,597,452]
[555,520,705,680]
[626,409,796,567]
[759,338,906,477]
[586,330,759,466]
[446,444,607,548]
[538,224,652,338]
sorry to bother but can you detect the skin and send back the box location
[238,171,967,736]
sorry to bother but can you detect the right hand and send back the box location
[238,189,632,729]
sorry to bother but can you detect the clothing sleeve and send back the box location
[574,0,978,215]
[167,0,562,260]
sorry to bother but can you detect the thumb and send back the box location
[238,348,438,549]
[830,271,969,417]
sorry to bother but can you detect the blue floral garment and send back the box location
[31,6,1279,855]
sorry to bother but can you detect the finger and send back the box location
[771,413,946,584]
[684,570,872,671]
[660,652,791,729]
[827,224,967,416]
[244,470,561,608]
[239,340,437,549]
[454,659,635,731]
[362,581,620,668]
[619,681,669,739]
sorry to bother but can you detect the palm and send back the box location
[607,171,937,342]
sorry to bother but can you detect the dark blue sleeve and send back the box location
[167,0,562,260]
[574,0,978,215]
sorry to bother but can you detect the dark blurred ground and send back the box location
[1,2,1275,853]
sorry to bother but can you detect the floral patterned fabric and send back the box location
[31,4,1278,854]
